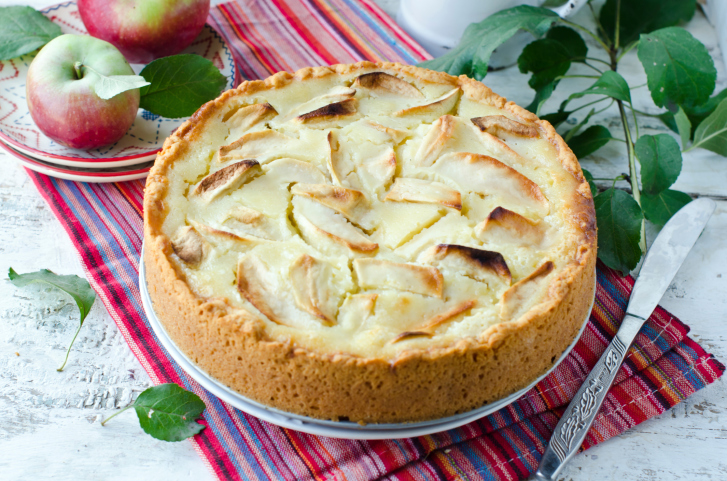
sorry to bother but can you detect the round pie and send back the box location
[143,62,597,424]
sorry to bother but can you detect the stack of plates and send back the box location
[0,1,237,183]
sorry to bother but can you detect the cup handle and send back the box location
[551,0,588,18]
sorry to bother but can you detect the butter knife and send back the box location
[533,197,716,481]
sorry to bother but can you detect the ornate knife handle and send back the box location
[533,315,639,481]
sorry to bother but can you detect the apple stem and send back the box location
[73,61,84,80]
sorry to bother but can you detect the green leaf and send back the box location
[540,110,571,128]
[659,88,727,138]
[582,168,598,197]
[418,6,559,80]
[567,71,631,106]
[8,268,95,323]
[641,189,692,226]
[133,384,206,442]
[635,134,682,195]
[674,106,691,150]
[0,6,61,60]
[8,268,96,371]
[545,26,587,60]
[568,125,613,159]
[599,0,696,46]
[690,97,727,156]
[526,82,556,116]
[638,27,716,110]
[80,63,150,100]
[563,108,595,142]
[140,54,227,118]
[594,188,644,274]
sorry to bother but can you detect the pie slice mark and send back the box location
[420,244,511,286]
[353,258,443,298]
[433,152,549,217]
[353,72,423,98]
[385,177,462,211]
[499,261,555,321]
[391,299,477,343]
[475,207,544,247]
[289,254,338,326]
[471,115,539,138]
[171,226,206,266]
[193,160,261,202]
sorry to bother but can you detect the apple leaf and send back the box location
[567,125,613,159]
[563,108,595,142]
[660,88,727,138]
[641,189,692,226]
[674,106,691,150]
[140,54,227,118]
[594,188,643,275]
[80,63,150,100]
[599,0,696,47]
[0,6,61,61]
[418,6,559,80]
[102,384,206,442]
[565,71,631,108]
[638,27,716,110]
[635,134,682,195]
[8,268,96,371]
[540,110,572,128]
[526,82,556,115]
[690,97,727,156]
[582,168,598,197]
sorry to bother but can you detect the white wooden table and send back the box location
[1,1,725,480]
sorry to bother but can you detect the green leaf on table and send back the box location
[660,88,727,138]
[567,125,613,159]
[638,27,716,110]
[526,82,556,116]
[594,188,643,274]
[80,63,150,100]
[635,134,682,195]
[599,0,696,46]
[0,6,62,60]
[690,97,727,156]
[8,268,95,322]
[418,6,559,80]
[134,384,206,442]
[641,189,692,226]
[582,168,598,197]
[140,54,227,118]
[567,71,631,106]
[674,106,692,150]
[563,108,595,142]
[8,268,96,371]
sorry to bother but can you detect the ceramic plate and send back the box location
[0,1,237,168]
[2,141,152,182]
[139,248,593,439]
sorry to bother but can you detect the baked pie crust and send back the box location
[143,62,597,424]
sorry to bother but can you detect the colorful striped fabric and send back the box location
[23,1,723,480]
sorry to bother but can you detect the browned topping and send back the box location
[193,160,261,201]
[236,257,286,325]
[500,260,555,320]
[171,226,205,266]
[353,72,423,98]
[385,177,462,210]
[291,183,368,222]
[391,299,477,343]
[192,221,258,244]
[393,88,460,118]
[289,254,336,326]
[475,207,544,247]
[471,115,539,138]
[428,245,511,282]
[218,130,292,163]
[224,102,278,130]
[353,258,443,298]
[391,331,432,343]
[415,114,456,166]
[295,98,358,123]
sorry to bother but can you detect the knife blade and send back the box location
[533,197,715,481]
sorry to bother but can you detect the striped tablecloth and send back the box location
[25,1,724,479]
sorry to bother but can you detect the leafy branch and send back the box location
[420,0,726,274]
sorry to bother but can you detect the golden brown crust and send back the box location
[143,61,597,424]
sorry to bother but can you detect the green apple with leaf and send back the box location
[25,34,148,150]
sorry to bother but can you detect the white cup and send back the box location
[398,0,589,67]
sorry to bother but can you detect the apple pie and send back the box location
[143,62,596,423]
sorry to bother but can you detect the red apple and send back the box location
[26,34,140,150]
[78,0,211,64]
